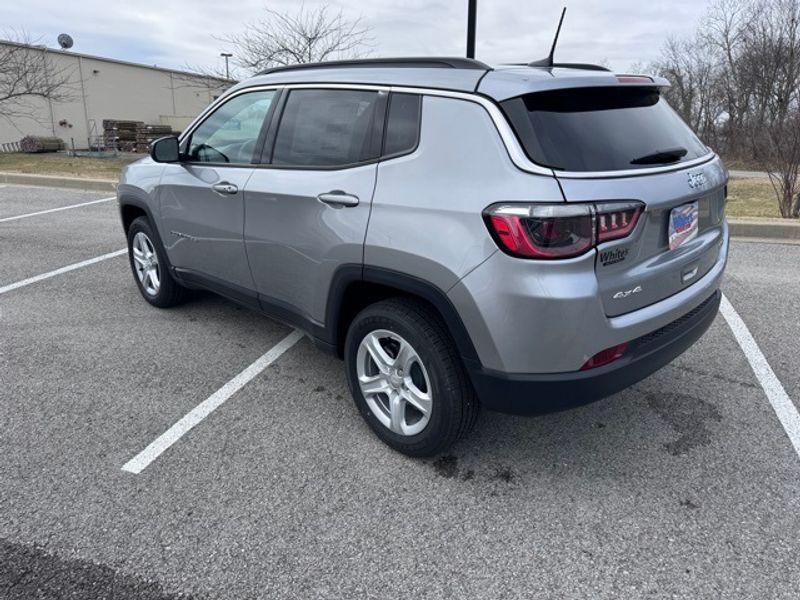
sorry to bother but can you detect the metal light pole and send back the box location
[466,0,477,58]
[220,52,233,79]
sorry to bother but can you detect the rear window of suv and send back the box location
[501,87,709,172]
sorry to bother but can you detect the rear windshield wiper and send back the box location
[630,147,688,166]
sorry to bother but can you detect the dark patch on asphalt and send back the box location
[492,467,516,483]
[432,455,459,478]
[646,392,723,456]
[0,538,200,600]
[676,365,758,390]
[314,385,326,392]
[431,456,515,484]
[680,499,700,510]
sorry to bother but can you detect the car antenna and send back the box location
[528,7,566,68]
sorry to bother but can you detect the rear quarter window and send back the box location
[383,93,421,157]
[501,87,709,172]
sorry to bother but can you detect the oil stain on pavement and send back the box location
[431,455,515,484]
[0,538,201,600]
[646,392,723,456]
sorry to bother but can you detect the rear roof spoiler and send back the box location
[506,62,611,72]
[478,71,671,102]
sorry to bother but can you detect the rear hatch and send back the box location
[501,85,727,316]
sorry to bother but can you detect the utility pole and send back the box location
[220,52,233,80]
[466,0,477,58]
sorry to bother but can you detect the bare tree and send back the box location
[649,0,800,218]
[221,4,371,74]
[651,36,724,146]
[700,0,755,151]
[743,0,800,217]
[0,33,73,126]
[752,114,800,217]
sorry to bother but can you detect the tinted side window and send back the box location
[272,89,380,167]
[187,90,276,164]
[383,93,421,156]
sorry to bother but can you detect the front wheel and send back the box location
[127,216,187,308]
[344,298,479,457]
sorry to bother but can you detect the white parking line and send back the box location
[121,329,305,474]
[0,196,114,223]
[721,293,800,459]
[0,249,127,295]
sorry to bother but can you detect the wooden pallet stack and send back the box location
[102,120,143,152]
[137,124,174,150]
[102,120,177,152]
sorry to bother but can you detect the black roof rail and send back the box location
[258,57,491,76]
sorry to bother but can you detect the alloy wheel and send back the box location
[131,231,160,296]
[356,329,433,436]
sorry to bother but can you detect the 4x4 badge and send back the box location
[613,285,643,299]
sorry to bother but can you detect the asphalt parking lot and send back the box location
[1,184,799,599]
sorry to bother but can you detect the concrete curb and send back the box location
[728,170,769,180]
[728,217,800,242]
[0,172,117,192]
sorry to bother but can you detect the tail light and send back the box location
[487,204,593,259]
[484,201,643,260]
[596,202,642,242]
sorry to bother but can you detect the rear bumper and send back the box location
[465,289,721,415]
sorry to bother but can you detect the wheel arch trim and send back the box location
[118,195,175,272]
[325,265,480,362]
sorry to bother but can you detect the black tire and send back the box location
[126,216,187,308]
[344,298,479,457]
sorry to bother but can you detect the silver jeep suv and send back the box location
[118,57,728,456]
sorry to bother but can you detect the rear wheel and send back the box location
[127,216,187,307]
[344,298,479,457]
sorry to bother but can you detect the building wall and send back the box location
[0,43,230,149]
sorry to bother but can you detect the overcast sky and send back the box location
[3,1,711,75]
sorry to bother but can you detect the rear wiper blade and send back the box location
[630,147,687,165]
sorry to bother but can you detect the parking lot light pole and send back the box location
[220,52,233,80]
[467,0,477,58]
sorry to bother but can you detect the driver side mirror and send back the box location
[150,136,181,163]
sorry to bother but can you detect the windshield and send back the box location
[501,87,709,172]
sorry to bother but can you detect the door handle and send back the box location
[317,191,359,208]
[212,182,238,195]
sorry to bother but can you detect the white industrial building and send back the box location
[0,41,231,149]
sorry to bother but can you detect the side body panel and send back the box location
[244,165,377,324]
[157,164,256,289]
[364,95,564,292]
